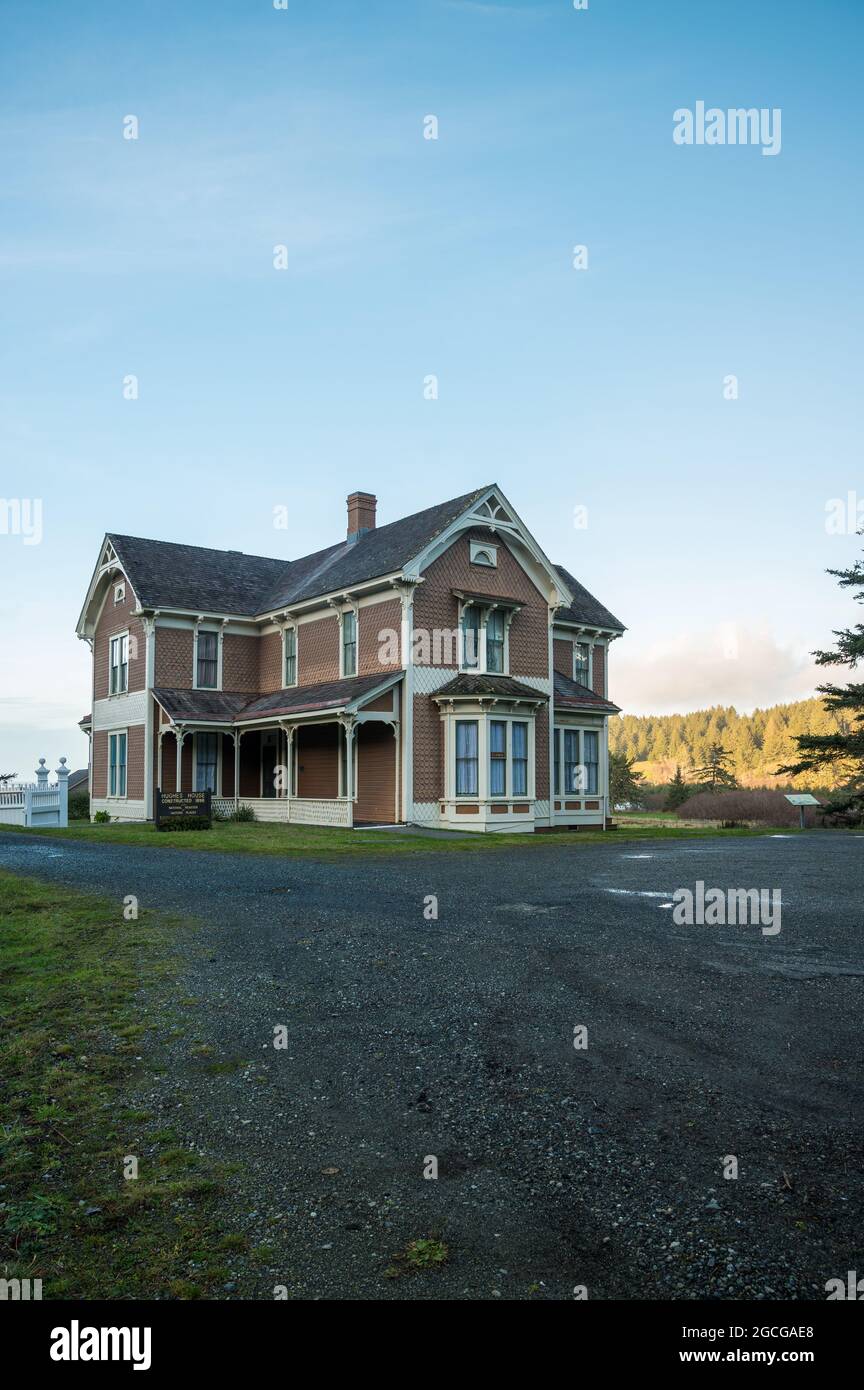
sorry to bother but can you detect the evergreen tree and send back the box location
[664,765,691,810]
[609,751,645,807]
[780,538,864,787]
[692,742,738,792]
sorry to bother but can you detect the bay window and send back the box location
[489,720,506,795]
[108,731,127,797]
[564,729,581,794]
[583,730,599,794]
[512,721,528,795]
[455,720,479,796]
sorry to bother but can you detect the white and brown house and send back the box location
[76,485,624,832]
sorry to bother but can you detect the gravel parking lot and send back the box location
[1,829,862,1300]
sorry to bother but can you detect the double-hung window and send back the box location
[455,720,479,796]
[284,627,297,686]
[564,729,581,794]
[486,610,505,673]
[109,634,128,694]
[489,720,507,796]
[574,642,591,685]
[197,631,218,688]
[108,732,127,797]
[554,728,561,796]
[583,731,599,794]
[342,611,357,677]
[511,721,528,796]
[461,605,480,669]
[195,731,219,793]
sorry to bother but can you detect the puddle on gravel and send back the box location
[498,902,563,915]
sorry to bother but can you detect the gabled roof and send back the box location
[107,487,492,619]
[553,565,625,633]
[553,670,620,713]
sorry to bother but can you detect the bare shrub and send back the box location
[675,789,820,826]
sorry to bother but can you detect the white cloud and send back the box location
[613,625,833,716]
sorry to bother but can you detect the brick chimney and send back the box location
[346,491,376,543]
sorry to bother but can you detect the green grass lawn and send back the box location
[0,872,249,1299]
[0,816,802,858]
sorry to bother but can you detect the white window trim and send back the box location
[107,729,128,798]
[109,630,130,696]
[193,624,224,691]
[192,730,222,796]
[457,601,513,676]
[553,724,601,798]
[282,624,298,688]
[446,710,536,802]
[469,539,498,568]
[573,639,592,688]
[113,581,126,605]
[338,606,359,679]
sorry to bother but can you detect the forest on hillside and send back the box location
[608,697,853,790]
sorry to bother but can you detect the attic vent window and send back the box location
[470,540,497,568]
[113,581,125,604]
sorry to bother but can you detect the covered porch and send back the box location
[152,673,402,829]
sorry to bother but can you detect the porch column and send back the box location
[234,730,242,808]
[175,729,187,792]
[339,715,357,801]
[279,724,296,799]
[157,729,164,796]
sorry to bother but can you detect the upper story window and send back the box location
[197,631,218,689]
[284,627,297,687]
[469,539,497,568]
[486,610,505,673]
[458,600,515,674]
[461,605,480,668]
[574,641,591,685]
[109,633,128,694]
[342,611,357,677]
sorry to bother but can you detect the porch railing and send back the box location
[212,796,353,828]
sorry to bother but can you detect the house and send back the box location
[75,485,624,832]
[66,768,89,797]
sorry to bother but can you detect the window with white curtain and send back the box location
[455,720,479,795]
[583,731,599,794]
[197,631,218,688]
[486,609,505,673]
[461,605,480,669]
[564,729,581,793]
[489,720,506,795]
[512,721,528,795]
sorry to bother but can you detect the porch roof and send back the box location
[433,673,548,702]
[152,672,400,727]
[553,670,620,714]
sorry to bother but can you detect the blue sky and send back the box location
[1,0,862,775]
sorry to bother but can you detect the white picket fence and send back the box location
[0,758,70,828]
